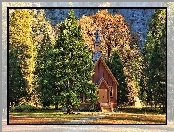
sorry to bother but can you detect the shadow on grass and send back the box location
[119,107,165,114]
[88,114,166,124]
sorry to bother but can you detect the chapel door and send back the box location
[98,89,108,103]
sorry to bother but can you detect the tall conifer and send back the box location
[141,9,166,110]
[106,50,129,106]
[46,9,98,113]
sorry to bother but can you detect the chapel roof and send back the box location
[97,77,110,90]
[94,56,119,85]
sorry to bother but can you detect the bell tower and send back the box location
[92,29,102,63]
[94,29,101,53]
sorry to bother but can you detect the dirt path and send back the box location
[64,112,113,124]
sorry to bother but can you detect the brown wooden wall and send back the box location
[93,60,114,87]
[92,59,117,106]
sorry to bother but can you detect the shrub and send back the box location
[79,107,90,112]
[141,107,163,114]
[79,106,99,112]
[10,104,38,112]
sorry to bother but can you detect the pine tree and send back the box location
[46,9,98,113]
[34,32,55,108]
[148,23,166,110]
[9,48,28,106]
[106,50,129,106]
[141,9,166,109]
[31,9,55,107]
[55,9,143,105]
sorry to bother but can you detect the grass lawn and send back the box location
[9,108,166,124]
[87,113,166,124]
[9,111,99,124]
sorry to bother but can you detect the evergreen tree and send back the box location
[106,50,128,106]
[9,48,28,106]
[140,38,153,105]
[34,32,55,108]
[141,9,166,109]
[47,9,98,113]
[31,9,55,107]
[148,23,166,110]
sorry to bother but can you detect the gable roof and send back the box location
[97,77,110,90]
[94,56,119,85]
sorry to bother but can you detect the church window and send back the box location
[109,86,113,97]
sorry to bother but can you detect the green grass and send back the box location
[9,109,166,124]
[9,111,99,119]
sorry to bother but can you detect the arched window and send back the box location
[109,86,113,97]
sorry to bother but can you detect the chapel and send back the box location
[80,29,119,112]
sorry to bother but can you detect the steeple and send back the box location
[94,29,101,53]
[95,29,101,43]
[92,29,102,63]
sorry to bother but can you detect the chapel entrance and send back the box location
[98,89,108,103]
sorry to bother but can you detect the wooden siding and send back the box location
[91,57,118,108]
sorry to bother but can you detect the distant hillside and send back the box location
[44,8,155,47]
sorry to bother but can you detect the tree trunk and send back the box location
[55,104,58,110]
[155,103,157,109]
[150,102,152,108]
[108,45,111,57]
[15,100,19,106]
[35,102,38,108]
[66,99,73,114]
[67,108,73,114]
[162,101,166,113]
